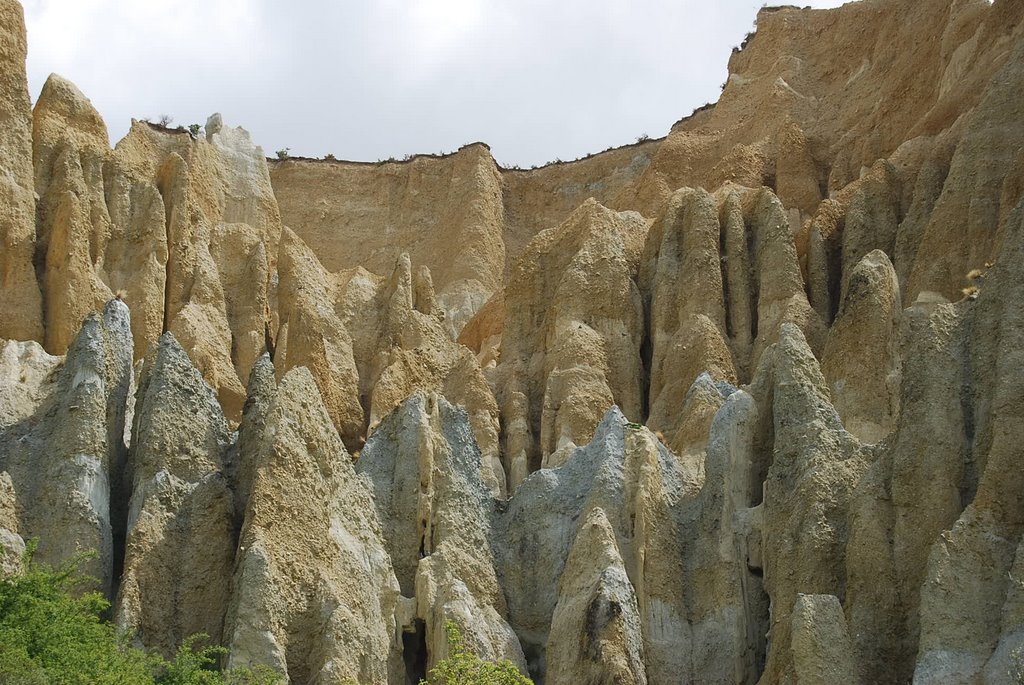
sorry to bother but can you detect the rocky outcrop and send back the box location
[27,85,281,419]
[229,353,276,525]
[908,32,1024,302]
[545,507,647,685]
[0,0,43,343]
[641,187,735,455]
[2,1,1024,683]
[789,594,859,685]
[358,394,525,680]
[275,228,504,492]
[270,144,505,337]
[820,250,901,444]
[225,367,402,683]
[495,200,647,484]
[0,299,132,594]
[758,323,868,684]
[0,471,25,576]
[115,333,235,656]
[33,74,116,354]
[274,225,363,447]
[912,196,1024,685]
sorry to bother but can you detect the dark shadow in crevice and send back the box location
[403,618,428,685]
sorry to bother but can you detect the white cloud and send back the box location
[21,0,848,167]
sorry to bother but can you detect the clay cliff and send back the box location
[2,0,1024,683]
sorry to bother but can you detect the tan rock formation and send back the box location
[358,255,504,494]
[821,249,901,444]
[545,506,647,685]
[757,323,868,684]
[358,394,525,679]
[115,333,234,656]
[270,144,505,337]
[225,367,402,684]
[789,594,859,685]
[275,230,504,491]
[641,187,735,448]
[0,471,25,576]
[274,225,363,448]
[27,86,280,418]
[495,199,646,482]
[229,353,275,525]
[0,0,43,343]
[0,1,1023,683]
[909,32,1024,301]
[913,196,1024,684]
[456,289,504,368]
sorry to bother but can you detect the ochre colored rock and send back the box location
[115,333,234,656]
[358,394,526,676]
[0,0,42,342]
[495,199,646,482]
[225,367,403,684]
[0,1,1022,683]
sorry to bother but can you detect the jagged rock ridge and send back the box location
[1,0,1024,683]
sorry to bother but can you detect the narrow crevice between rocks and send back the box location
[402,619,428,685]
[958,318,979,510]
[720,206,734,342]
[746,218,760,342]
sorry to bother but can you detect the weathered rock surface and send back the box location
[912,195,1024,685]
[789,594,859,685]
[0,471,25,576]
[545,507,647,685]
[495,199,647,484]
[1,0,1024,683]
[820,249,901,444]
[26,80,281,420]
[0,299,132,594]
[758,323,868,684]
[641,187,735,453]
[274,225,364,447]
[115,333,235,656]
[358,394,525,678]
[225,367,402,684]
[275,227,504,492]
[270,144,505,337]
[0,0,43,343]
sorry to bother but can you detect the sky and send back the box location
[22,0,848,168]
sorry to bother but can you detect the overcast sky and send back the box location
[22,0,847,168]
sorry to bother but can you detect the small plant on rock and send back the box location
[420,621,532,685]
[275,148,290,160]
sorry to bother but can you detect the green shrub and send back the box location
[0,542,157,684]
[0,542,283,685]
[421,621,532,685]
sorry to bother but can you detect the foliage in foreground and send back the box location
[421,621,533,685]
[1,544,533,684]
[0,542,281,685]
